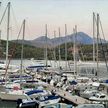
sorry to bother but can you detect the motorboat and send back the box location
[80,89,98,99]
[0,90,30,101]
[25,89,49,98]
[35,95,60,107]
[89,92,108,101]
[17,98,36,108]
[43,103,73,108]
[0,63,20,75]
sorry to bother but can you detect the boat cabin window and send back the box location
[100,95,105,98]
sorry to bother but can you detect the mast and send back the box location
[93,12,96,76]
[6,2,10,66]
[20,19,26,85]
[73,25,77,76]
[96,14,99,77]
[0,30,1,48]
[65,24,67,70]
[45,24,48,67]
[53,30,56,68]
[58,27,61,69]
[0,30,2,57]
[93,13,95,62]
[0,2,1,10]
[5,2,10,84]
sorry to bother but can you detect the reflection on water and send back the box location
[0,100,17,108]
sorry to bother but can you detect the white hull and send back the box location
[76,104,105,108]
[0,91,28,101]
[89,97,108,101]
[39,98,60,107]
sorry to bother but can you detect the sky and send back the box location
[0,0,108,40]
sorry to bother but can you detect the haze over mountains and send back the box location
[12,32,107,48]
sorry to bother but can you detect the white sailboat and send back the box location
[0,4,30,100]
[0,2,20,77]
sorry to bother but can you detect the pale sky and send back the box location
[0,0,108,40]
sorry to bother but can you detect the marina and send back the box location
[0,60,108,108]
[0,0,108,108]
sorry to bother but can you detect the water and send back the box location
[4,59,108,78]
[0,100,17,108]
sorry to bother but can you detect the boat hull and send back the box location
[0,92,28,101]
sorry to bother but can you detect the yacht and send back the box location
[17,98,36,108]
[75,104,105,108]
[0,63,20,75]
[89,92,108,101]
[0,90,31,101]
[43,103,73,108]
[35,95,60,107]
[25,89,49,98]
[80,89,98,99]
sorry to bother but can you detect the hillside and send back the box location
[0,39,108,61]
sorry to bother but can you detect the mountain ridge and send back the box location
[12,32,107,48]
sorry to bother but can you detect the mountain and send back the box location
[12,32,107,48]
[51,32,93,46]
[31,36,52,47]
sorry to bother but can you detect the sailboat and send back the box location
[61,25,79,80]
[0,2,20,78]
[0,3,31,100]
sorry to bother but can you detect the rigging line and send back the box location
[10,4,19,30]
[94,14,108,73]
[99,19,108,73]
[99,20,106,41]
[99,16,108,55]
[0,4,8,26]
[4,21,24,80]
[99,19,108,54]
[98,33,108,73]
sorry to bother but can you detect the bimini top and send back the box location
[27,65,51,69]
[25,89,44,96]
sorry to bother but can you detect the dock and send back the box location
[45,83,91,105]
[55,89,91,105]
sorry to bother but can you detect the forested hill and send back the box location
[0,40,107,61]
[0,40,44,60]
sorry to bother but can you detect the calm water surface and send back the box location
[0,101,17,108]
